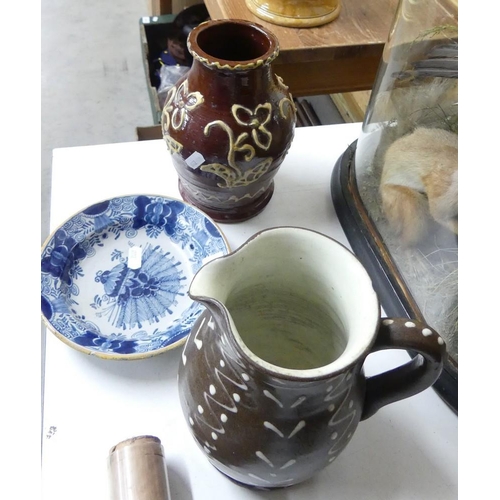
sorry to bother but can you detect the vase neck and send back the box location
[187,19,279,71]
[189,47,278,73]
[188,58,275,98]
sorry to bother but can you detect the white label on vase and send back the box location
[185,151,205,170]
[128,246,143,270]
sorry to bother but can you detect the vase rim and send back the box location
[187,19,279,71]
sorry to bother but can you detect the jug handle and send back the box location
[361,317,446,420]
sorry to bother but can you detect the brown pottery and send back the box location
[178,227,446,489]
[161,19,296,223]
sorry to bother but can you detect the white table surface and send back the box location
[42,123,458,500]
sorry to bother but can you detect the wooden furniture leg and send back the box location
[149,0,173,16]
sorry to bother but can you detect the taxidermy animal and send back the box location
[379,127,458,246]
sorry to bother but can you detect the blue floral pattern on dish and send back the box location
[72,331,140,354]
[92,244,186,330]
[132,195,185,236]
[41,195,229,358]
[41,228,87,285]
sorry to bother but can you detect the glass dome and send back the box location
[332,0,458,410]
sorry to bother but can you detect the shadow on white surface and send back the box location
[166,460,194,500]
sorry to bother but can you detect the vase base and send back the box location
[178,180,275,223]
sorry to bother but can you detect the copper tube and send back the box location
[108,435,171,500]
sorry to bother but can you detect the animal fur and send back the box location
[379,127,458,246]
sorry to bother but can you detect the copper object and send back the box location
[108,435,171,500]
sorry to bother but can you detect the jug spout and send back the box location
[188,251,243,340]
[188,252,236,311]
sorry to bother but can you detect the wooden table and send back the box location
[203,0,398,96]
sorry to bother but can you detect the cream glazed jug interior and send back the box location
[188,226,380,376]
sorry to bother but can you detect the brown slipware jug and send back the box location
[178,227,446,489]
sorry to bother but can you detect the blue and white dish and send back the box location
[41,195,230,359]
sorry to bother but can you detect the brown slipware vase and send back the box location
[161,19,296,223]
